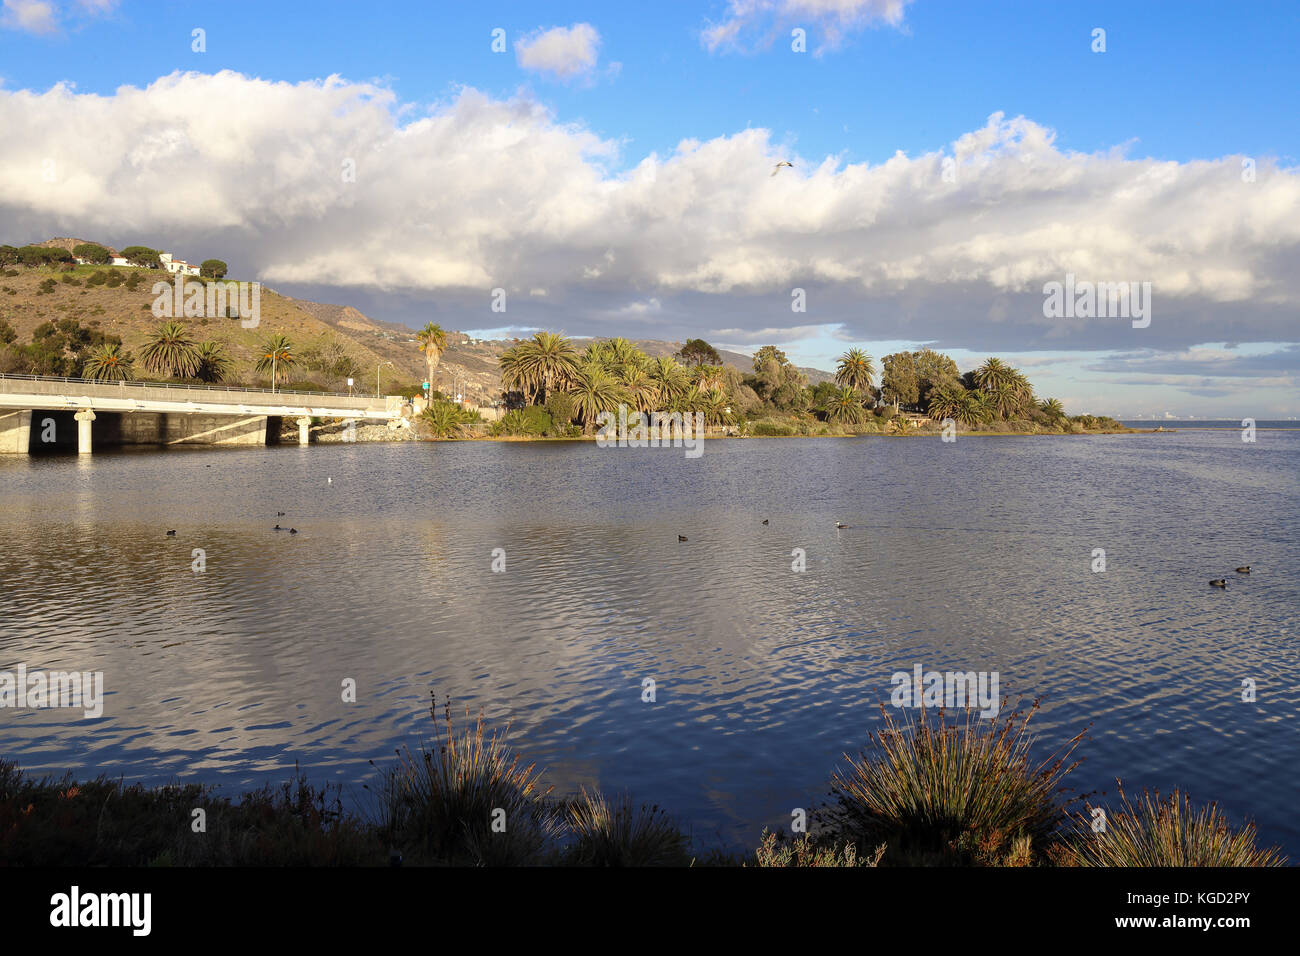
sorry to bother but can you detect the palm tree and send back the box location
[647,356,690,406]
[569,362,629,432]
[82,343,133,381]
[698,386,735,426]
[517,331,579,404]
[195,341,232,384]
[419,401,472,438]
[499,345,530,402]
[1039,397,1066,421]
[139,322,200,378]
[620,367,659,413]
[416,323,448,390]
[835,348,875,397]
[928,384,965,422]
[824,385,867,424]
[254,334,295,387]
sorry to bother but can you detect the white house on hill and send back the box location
[159,252,200,276]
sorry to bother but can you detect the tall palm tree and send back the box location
[254,334,295,387]
[517,331,579,404]
[1039,397,1066,421]
[195,341,232,384]
[835,348,875,396]
[569,362,629,432]
[139,322,200,378]
[82,343,133,381]
[416,323,448,389]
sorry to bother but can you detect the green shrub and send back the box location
[86,270,108,286]
[749,419,796,437]
[419,400,478,438]
[545,390,577,427]
[1057,785,1286,867]
[490,406,553,437]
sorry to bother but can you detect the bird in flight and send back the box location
[771,161,793,176]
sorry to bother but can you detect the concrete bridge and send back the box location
[0,373,408,454]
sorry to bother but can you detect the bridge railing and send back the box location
[0,371,384,402]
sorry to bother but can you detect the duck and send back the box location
[290,528,298,535]
[274,525,283,531]
[761,519,769,525]
[1235,566,1251,573]
[677,535,688,542]
[165,530,176,536]
[1209,579,1227,588]
[277,512,286,517]
[836,522,850,529]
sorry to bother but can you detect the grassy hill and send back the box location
[0,259,832,400]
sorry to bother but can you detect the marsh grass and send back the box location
[0,760,383,866]
[821,701,1085,865]
[560,787,691,866]
[749,829,885,867]
[376,695,558,865]
[1057,782,1287,867]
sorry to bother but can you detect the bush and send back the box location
[418,400,478,438]
[38,278,56,294]
[377,696,557,865]
[86,270,108,286]
[821,702,1084,866]
[749,419,796,437]
[749,830,884,867]
[490,406,553,437]
[562,789,691,866]
[0,760,382,866]
[1057,784,1286,867]
[545,390,577,426]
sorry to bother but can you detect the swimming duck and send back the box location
[1209,579,1227,588]
[1235,566,1251,573]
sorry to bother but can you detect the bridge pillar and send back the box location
[0,409,32,454]
[296,416,312,446]
[74,409,96,455]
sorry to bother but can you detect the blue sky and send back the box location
[1,0,1298,416]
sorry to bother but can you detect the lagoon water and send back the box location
[1,431,1298,857]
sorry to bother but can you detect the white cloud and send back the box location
[515,23,601,80]
[1,72,1298,358]
[2,0,58,34]
[703,0,912,54]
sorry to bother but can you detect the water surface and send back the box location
[1,431,1297,856]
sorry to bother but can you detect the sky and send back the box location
[0,0,1297,417]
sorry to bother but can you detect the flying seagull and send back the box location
[771,161,793,176]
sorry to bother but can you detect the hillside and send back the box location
[0,244,833,399]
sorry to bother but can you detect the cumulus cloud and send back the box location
[515,23,601,80]
[1,71,1298,358]
[703,0,912,54]
[2,0,58,34]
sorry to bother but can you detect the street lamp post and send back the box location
[376,361,393,398]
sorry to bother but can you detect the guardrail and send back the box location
[0,371,380,401]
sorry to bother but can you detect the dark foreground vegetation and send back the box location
[0,698,1284,867]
